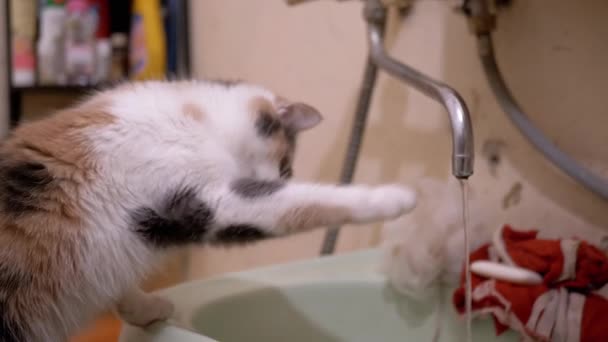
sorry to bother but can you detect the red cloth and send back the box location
[453,225,608,341]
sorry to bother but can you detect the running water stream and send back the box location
[459,179,472,342]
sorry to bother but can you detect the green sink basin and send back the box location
[119,249,519,342]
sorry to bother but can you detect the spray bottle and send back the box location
[129,0,166,80]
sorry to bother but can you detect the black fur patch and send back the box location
[232,178,285,198]
[133,188,214,247]
[212,224,271,245]
[0,264,27,342]
[255,112,282,137]
[279,156,293,179]
[0,160,53,215]
[0,303,23,342]
[0,264,29,293]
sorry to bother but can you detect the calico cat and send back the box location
[0,80,416,341]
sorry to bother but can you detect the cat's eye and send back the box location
[279,156,293,179]
[280,168,293,179]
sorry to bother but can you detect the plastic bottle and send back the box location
[109,33,128,81]
[64,0,98,85]
[37,0,67,85]
[108,0,131,82]
[10,0,37,86]
[129,0,167,80]
[91,0,111,83]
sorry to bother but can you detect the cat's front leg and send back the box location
[211,180,417,238]
[115,287,174,327]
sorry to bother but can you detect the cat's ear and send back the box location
[278,103,323,132]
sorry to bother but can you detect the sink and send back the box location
[119,249,519,342]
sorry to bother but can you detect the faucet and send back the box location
[286,0,475,255]
[365,0,474,179]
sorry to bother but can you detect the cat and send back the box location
[0,80,417,341]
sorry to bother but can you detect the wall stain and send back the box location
[502,182,523,209]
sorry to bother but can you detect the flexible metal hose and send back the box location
[320,54,381,255]
[478,34,608,200]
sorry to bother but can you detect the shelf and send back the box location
[5,0,191,127]
[10,84,113,93]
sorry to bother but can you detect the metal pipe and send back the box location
[477,34,608,200]
[321,0,476,255]
[283,0,373,255]
[320,54,381,255]
[292,0,476,254]
[366,0,475,179]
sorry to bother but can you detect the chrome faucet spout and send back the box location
[365,0,474,178]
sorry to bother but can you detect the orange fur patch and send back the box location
[1,96,116,225]
[248,96,294,165]
[11,99,114,171]
[182,102,205,122]
[0,96,115,339]
[248,96,276,119]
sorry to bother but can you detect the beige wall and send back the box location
[186,0,608,280]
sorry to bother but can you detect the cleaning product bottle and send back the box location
[37,0,67,85]
[91,0,111,83]
[10,0,37,87]
[129,0,166,80]
[64,0,98,85]
[109,33,128,81]
[108,0,131,82]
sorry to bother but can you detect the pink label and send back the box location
[12,37,35,69]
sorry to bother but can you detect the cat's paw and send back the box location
[118,295,174,327]
[362,185,417,221]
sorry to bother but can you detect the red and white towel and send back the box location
[453,225,608,342]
